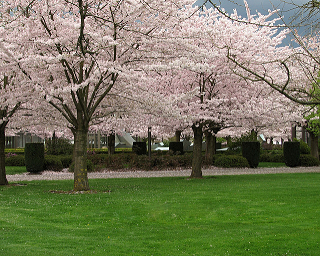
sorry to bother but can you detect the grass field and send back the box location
[1,173,320,255]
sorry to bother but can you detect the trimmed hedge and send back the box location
[260,152,285,163]
[25,143,45,173]
[242,142,260,168]
[283,141,300,167]
[44,155,63,172]
[169,142,184,154]
[132,142,147,155]
[299,154,320,167]
[5,154,25,166]
[214,155,249,168]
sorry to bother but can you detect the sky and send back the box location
[194,0,315,45]
[194,0,309,22]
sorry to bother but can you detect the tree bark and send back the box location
[0,126,8,185]
[175,130,181,142]
[309,131,319,160]
[204,131,215,164]
[190,124,203,178]
[108,132,115,155]
[73,127,89,191]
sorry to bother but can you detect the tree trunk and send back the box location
[204,131,214,164]
[310,131,319,160]
[73,127,89,191]
[108,132,115,155]
[190,124,203,178]
[0,126,8,185]
[175,130,181,142]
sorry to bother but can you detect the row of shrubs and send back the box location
[5,151,320,171]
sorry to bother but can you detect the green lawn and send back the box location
[1,173,320,255]
[5,166,27,175]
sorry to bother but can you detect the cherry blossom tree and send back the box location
[3,0,198,190]
[0,20,36,185]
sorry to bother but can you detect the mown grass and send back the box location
[5,166,27,175]
[1,173,320,255]
[258,162,287,168]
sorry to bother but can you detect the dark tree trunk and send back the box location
[204,131,215,164]
[175,130,181,142]
[291,125,297,141]
[73,127,89,191]
[108,132,115,155]
[0,126,8,185]
[190,124,203,178]
[310,131,319,160]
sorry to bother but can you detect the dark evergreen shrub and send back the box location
[299,154,320,166]
[45,137,73,155]
[132,142,147,155]
[283,141,300,167]
[44,155,63,172]
[242,142,260,168]
[25,143,45,173]
[59,155,73,168]
[5,155,25,166]
[214,155,249,168]
[169,142,184,154]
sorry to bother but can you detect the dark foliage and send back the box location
[132,142,147,155]
[214,155,250,168]
[5,154,25,166]
[169,142,184,154]
[25,143,45,173]
[283,141,300,167]
[44,155,63,172]
[242,141,260,168]
[299,154,320,166]
[45,136,73,155]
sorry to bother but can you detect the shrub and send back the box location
[242,142,260,168]
[283,141,300,167]
[5,154,25,166]
[25,143,45,173]
[214,155,249,168]
[45,136,73,155]
[169,142,184,154]
[300,140,311,154]
[132,142,147,155]
[259,151,284,163]
[299,154,320,166]
[44,155,63,172]
[59,155,73,168]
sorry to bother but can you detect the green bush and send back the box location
[242,142,260,168]
[59,155,73,168]
[299,154,320,166]
[214,155,249,168]
[25,143,45,173]
[5,154,25,166]
[299,140,311,154]
[283,141,300,167]
[44,155,63,172]
[45,136,73,155]
[260,151,284,163]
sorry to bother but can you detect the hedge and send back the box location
[299,154,320,167]
[283,141,300,167]
[214,155,249,168]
